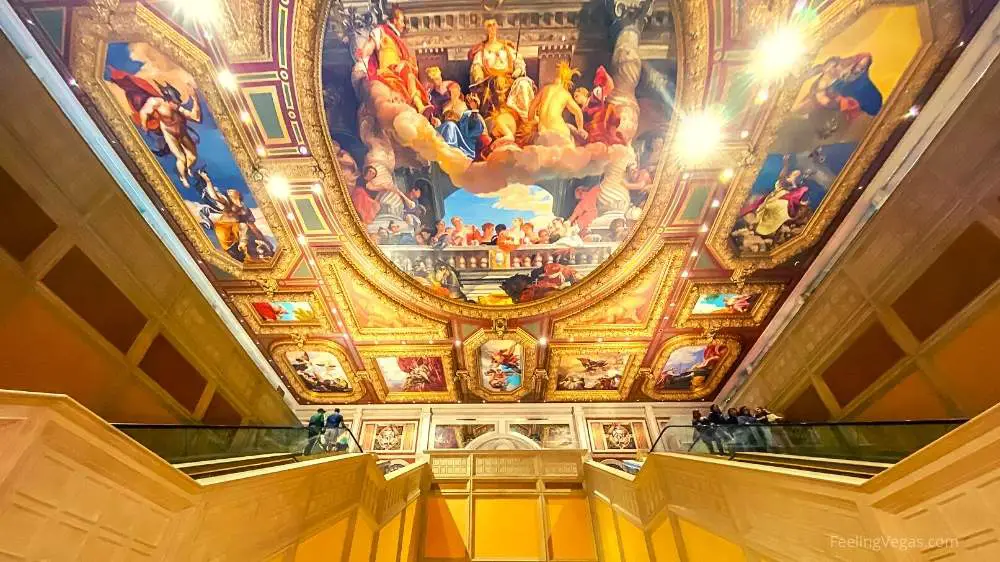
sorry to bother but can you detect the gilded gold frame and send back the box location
[672,282,784,330]
[318,253,449,343]
[642,334,742,401]
[68,3,299,280]
[230,289,332,335]
[359,344,458,403]
[552,244,686,339]
[460,328,538,402]
[290,0,714,320]
[544,342,646,402]
[706,0,962,270]
[270,339,367,403]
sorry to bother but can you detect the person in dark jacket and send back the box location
[324,408,346,452]
[690,409,724,454]
[304,408,325,454]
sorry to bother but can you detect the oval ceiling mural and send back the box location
[321,4,676,306]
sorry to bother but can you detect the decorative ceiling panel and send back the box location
[11,0,969,404]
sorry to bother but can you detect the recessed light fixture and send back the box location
[266,175,290,199]
[217,69,238,91]
[690,250,699,257]
[699,224,709,233]
[676,109,725,164]
[311,183,322,194]
[740,130,750,139]
[296,234,307,245]
[539,337,548,346]
[711,199,721,208]
[239,110,251,124]
[298,145,309,155]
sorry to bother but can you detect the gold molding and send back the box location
[359,345,458,403]
[643,334,742,401]
[460,328,539,402]
[672,281,784,330]
[318,253,449,343]
[68,3,300,280]
[544,342,646,402]
[289,0,708,320]
[552,244,686,339]
[270,339,367,403]
[706,0,963,270]
[230,288,332,335]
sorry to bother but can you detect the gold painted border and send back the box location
[460,328,538,402]
[544,342,646,402]
[270,339,367,403]
[643,334,742,401]
[290,0,710,319]
[552,244,686,339]
[318,253,449,343]
[359,344,458,403]
[673,282,784,330]
[359,421,420,453]
[707,0,963,270]
[68,3,299,280]
[230,289,331,335]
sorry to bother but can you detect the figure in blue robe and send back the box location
[437,109,485,159]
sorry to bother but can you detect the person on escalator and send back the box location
[304,408,326,455]
[690,409,724,454]
[324,408,345,453]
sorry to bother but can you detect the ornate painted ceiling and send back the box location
[11,0,967,404]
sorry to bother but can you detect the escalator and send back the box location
[647,418,968,479]
[114,422,368,480]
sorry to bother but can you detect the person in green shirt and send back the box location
[304,408,325,454]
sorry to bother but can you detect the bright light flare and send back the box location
[217,69,238,91]
[750,25,806,84]
[266,175,290,199]
[169,0,224,28]
[675,110,725,164]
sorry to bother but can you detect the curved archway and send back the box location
[465,431,542,451]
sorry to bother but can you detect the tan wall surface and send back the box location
[0,36,295,425]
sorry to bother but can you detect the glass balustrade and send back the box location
[114,423,363,464]
[650,419,966,464]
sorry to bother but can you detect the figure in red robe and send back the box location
[582,66,625,145]
[354,7,429,112]
[568,185,602,230]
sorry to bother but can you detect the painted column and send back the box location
[416,406,433,458]
[572,405,591,455]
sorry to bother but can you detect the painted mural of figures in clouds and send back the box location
[554,353,629,391]
[654,342,730,392]
[252,301,317,323]
[286,351,352,393]
[104,42,277,264]
[376,356,447,393]
[691,293,756,315]
[479,340,523,392]
[322,5,674,304]
[731,6,924,255]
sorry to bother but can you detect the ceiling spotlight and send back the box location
[341,333,349,339]
[711,199,721,208]
[240,110,252,124]
[539,337,548,346]
[311,183,322,194]
[669,302,676,308]
[739,130,750,139]
[298,145,309,155]
[700,223,709,233]
[719,168,735,182]
[67,77,78,88]
[296,234,307,245]
[905,105,921,119]
[754,88,770,105]
[400,340,407,345]
[266,175,290,199]
[681,270,690,278]
[255,145,266,157]
[690,250,699,257]
[675,109,725,164]
[681,172,691,180]
[751,25,806,84]
[217,69,238,91]
[286,212,295,220]
[308,259,316,266]
[454,340,461,347]
[597,337,604,343]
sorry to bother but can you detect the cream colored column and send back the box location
[415,406,433,458]
[642,405,660,452]
[572,405,591,453]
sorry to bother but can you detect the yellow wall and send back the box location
[677,518,746,562]
[473,497,542,559]
[616,513,650,562]
[649,516,682,562]
[375,511,402,562]
[349,513,377,562]
[294,515,350,562]
[399,500,418,562]
[592,497,622,562]
[423,496,469,559]
[546,497,597,560]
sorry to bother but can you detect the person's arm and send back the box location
[198,171,227,206]
[138,98,158,129]
[179,89,202,123]
[566,96,586,137]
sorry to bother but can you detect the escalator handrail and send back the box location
[113,423,366,455]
